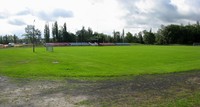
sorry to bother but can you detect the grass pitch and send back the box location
[0,46,200,79]
[1,46,200,106]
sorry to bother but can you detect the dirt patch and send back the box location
[1,71,200,107]
[0,77,88,107]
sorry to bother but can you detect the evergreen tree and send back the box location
[113,31,121,43]
[44,23,50,43]
[52,21,59,42]
[0,36,2,44]
[138,32,144,44]
[63,22,68,42]
[122,29,125,43]
[125,32,133,43]
[13,34,17,43]
[143,29,155,44]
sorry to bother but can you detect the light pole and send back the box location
[32,20,35,53]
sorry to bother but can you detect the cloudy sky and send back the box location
[0,0,200,37]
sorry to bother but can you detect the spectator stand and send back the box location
[98,43,115,46]
[115,43,131,46]
[70,42,90,46]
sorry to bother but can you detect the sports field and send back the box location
[1,46,200,106]
[0,46,200,79]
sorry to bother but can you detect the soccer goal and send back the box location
[193,43,200,46]
[46,45,54,52]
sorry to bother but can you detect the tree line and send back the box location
[44,21,143,43]
[124,21,200,45]
[1,21,200,45]
[44,21,123,43]
[0,35,19,44]
[44,21,200,45]
[0,26,42,44]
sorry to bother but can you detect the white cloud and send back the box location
[0,0,126,36]
[171,0,190,15]
[0,0,200,36]
[8,19,26,26]
[16,8,32,16]
[36,9,73,21]
[119,0,200,34]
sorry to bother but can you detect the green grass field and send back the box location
[1,46,200,79]
[1,46,200,106]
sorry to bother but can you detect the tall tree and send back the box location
[44,23,50,43]
[52,24,55,42]
[13,34,18,43]
[133,33,139,43]
[25,25,36,52]
[143,29,155,44]
[87,27,93,38]
[138,32,144,44]
[58,27,63,42]
[122,29,125,43]
[35,29,42,44]
[76,26,90,42]
[52,21,59,42]
[125,32,133,43]
[0,36,3,44]
[113,31,121,43]
[155,29,165,44]
[62,22,68,42]
[25,25,35,44]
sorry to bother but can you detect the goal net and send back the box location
[193,43,200,46]
[46,45,53,52]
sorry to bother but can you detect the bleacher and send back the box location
[70,42,90,46]
[98,43,115,46]
[89,42,98,46]
[115,43,130,46]
[45,42,131,47]
[45,43,70,46]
